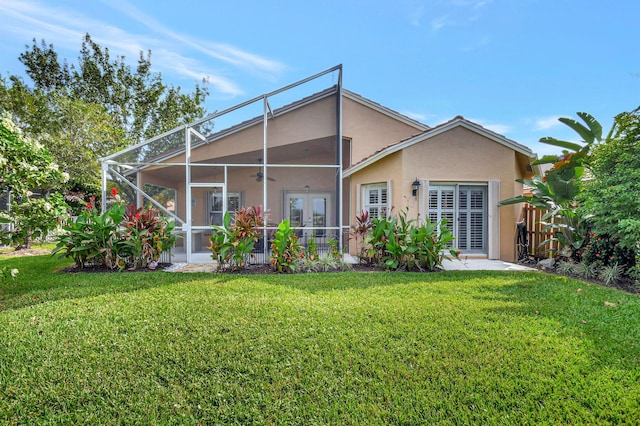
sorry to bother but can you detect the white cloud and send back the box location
[533,116,563,131]
[401,110,429,122]
[0,0,285,97]
[103,0,287,79]
[431,15,452,31]
[408,2,425,26]
[468,117,511,135]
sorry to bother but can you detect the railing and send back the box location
[249,230,343,265]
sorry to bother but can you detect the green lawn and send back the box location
[1,254,639,424]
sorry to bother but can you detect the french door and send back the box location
[285,192,332,242]
[428,185,487,253]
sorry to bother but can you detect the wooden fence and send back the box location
[520,204,559,259]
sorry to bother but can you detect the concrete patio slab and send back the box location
[442,258,536,271]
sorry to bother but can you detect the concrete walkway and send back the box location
[441,258,536,271]
[166,258,536,273]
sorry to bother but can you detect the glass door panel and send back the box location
[285,192,331,243]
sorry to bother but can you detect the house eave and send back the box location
[342,90,430,131]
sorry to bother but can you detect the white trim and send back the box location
[362,182,389,220]
[386,179,393,218]
[488,180,500,259]
[418,179,428,225]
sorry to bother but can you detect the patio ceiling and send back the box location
[140,136,338,184]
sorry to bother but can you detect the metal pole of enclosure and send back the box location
[101,162,108,214]
[262,95,269,255]
[336,65,344,252]
[185,125,192,263]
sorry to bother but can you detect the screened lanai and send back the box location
[101,65,348,263]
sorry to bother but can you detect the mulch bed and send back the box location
[540,267,640,295]
[4,248,638,295]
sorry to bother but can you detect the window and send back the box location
[364,183,388,219]
[208,191,242,225]
[428,184,487,253]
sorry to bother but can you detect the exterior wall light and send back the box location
[412,179,421,197]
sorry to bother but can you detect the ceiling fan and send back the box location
[249,159,276,182]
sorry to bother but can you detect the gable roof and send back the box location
[103,85,431,167]
[342,89,430,131]
[343,115,535,177]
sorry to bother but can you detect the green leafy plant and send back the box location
[9,192,70,249]
[0,113,71,249]
[53,194,127,269]
[365,208,459,271]
[270,219,303,273]
[121,203,176,270]
[316,253,339,272]
[306,234,318,261]
[557,260,577,276]
[576,231,636,273]
[327,238,341,259]
[350,210,372,263]
[500,112,604,258]
[580,107,640,253]
[574,261,598,280]
[53,188,176,270]
[208,206,264,270]
[299,256,320,273]
[599,263,623,285]
[0,266,19,283]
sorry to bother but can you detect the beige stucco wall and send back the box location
[342,97,425,165]
[348,126,530,262]
[163,95,339,165]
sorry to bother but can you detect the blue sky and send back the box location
[1,0,638,157]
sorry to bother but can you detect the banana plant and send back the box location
[501,112,607,257]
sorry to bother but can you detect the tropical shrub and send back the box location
[121,203,176,269]
[580,107,640,253]
[364,209,459,271]
[575,231,636,273]
[53,189,176,270]
[305,234,318,261]
[208,206,264,271]
[9,192,69,248]
[350,210,372,263]
[500,112,604,258]
[270,219,303,273]
[0,113,70,249]
[599,263,623,285]
[53,195,127,269]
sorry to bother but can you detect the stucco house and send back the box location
[101,65,535,263]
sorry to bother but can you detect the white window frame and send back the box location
[208,190,242,226]
[428,183,492,255]
[362,182,390,220]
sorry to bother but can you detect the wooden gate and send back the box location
[520,204,559,259]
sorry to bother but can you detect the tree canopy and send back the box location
[0,113,70,248]
[580,107,640,250]
[16,34,209,143]
[0,34,209,196]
